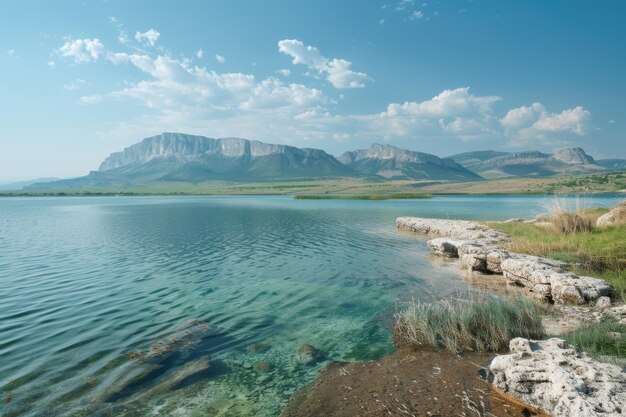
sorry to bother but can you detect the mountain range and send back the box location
[447,147,617,179]
[19,132,626,191]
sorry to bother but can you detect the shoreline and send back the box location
[283,215,625,417]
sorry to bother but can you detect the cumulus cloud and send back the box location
[95,52,327,113]
[278,39,370,89]
[215,54,225,63]
[55,29,589,150]
[135,29,160,46]
[353,87,502,141]
[196,49,204,59]
[58,38,104,63]
[501,102,590,145]
[48,60,56,69]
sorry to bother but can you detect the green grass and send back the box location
[564,321,626,360]
[393,294,544,353]
[490,221,626,300]
[294,193,431,200]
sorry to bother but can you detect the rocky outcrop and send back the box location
[395,217,506,243]
[597,202,626,227]
[396,217,613,305]
[490,338,626,417]
[552,147,596,165]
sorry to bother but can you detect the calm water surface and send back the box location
[0,194,622,416]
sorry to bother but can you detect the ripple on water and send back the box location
[1,195,623,417]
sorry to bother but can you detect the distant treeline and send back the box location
[294,193,431,200]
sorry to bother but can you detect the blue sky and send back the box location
[1,0,625,181]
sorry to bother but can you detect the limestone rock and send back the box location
[490,338,626,417]
[396,217,507,243]
[486,250,510,273]
[426,238,467,257]
[597,202,626,227]
[596,296,612,309]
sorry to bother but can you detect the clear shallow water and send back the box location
[0,194,622,416]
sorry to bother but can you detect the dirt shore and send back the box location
[281,349,548,417]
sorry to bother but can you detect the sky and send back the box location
[1,0,625,181]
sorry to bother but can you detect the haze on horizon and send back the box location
[1,0,625,182]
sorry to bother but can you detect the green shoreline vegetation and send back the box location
[394,198,626,362]
[393,294,544,353]
[294,193,431,200]
[489,207,626,301]
[1,170,624,197]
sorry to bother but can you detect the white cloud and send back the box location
[135,29,160,46]
[118,31,129,44]
[355,87,502,141]
[196,49,204,59]
[215,54,225,63]
[48,60,56,69]
[501,102,591,145]
[278,39,370,89]
[57,31,588,151]
[7,49,15,56]
[63,78,87,91]
[79,95,102,105]
[95,52,327,113]
[396,0,414,11]
[58,38,104,63]
[409,10,424,20]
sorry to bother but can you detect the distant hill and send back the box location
[338,144,482,181]
[27,133,356,190]
[0,177,61,191]
[448,147,606,179]
[596,159,626,170]
[21,134,623,192]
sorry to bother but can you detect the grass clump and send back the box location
[393,294,544,353]
[490,204,626,300]
[294,193,431,200]
[564,321,626,360]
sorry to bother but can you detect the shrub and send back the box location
[393,294,544,353]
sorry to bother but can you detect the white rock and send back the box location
[596,202,626,227]
[596,296,612,309]
[426,238,467,257]
[490,338,626,417]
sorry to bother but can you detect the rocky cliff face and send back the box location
[551,147,596,165]
[338,144,481,180]
[99,133,316,171]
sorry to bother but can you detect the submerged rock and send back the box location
[246,342,271,353]
[297,344,321,364]
[252,361,272,373]
[490,338,626,417]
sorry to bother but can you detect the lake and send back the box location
[0,194,622,416]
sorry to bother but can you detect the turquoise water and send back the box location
[0,194,622,416]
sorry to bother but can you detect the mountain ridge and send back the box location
[339,144,482,181]
[448,148,609,179]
